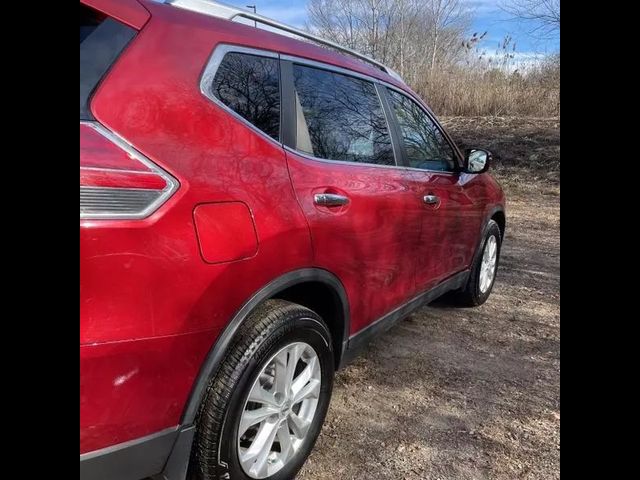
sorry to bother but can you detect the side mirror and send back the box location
[464,149,491,174]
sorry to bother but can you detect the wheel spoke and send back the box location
[240,418,279,478]
[273,349,290,395]
[293,378,321,404]
[276,421,295,464]
[291,356,318,398]
[239,407,277,437]
[274,345,303,396]
[285,344,303,396]
[248,383,279,408]
[288,412,312,439]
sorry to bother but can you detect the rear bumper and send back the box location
[80,427,178,480]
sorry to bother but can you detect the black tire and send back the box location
[451,219,502,307]
[189,299,334,480]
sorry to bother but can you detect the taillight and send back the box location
[80,122,178,219]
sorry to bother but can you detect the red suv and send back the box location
[80,1,506,479]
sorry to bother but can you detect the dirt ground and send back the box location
[298,117,560,480]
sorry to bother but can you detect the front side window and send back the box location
[293,64,395,166]
[211,52,280,141]
[388,89,456,172]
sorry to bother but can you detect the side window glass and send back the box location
[293,64,395,166]
[388,89,456,172]
[211,52,280,140]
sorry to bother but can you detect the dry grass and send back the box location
[411,55,560,117]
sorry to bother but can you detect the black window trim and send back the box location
[200,44,463,173]
[375,83,407,168]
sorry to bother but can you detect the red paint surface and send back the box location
[406,171,488,291]
[80,0,505,454]
[80,329,214,452]
[193,202,259,264]
[285,151,425,333]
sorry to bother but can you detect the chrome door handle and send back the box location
[423,194,439,205]
[314,193,349,207]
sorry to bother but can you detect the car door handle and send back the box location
[423,194,439,205]
[314,193,349,207]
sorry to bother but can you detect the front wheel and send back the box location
[451,219,502,306]
[189,299,334,480]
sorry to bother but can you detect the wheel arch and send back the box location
[471,205,506,266]
[491,209,506,240]
[180,267,350,426]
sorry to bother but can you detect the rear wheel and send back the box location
[451,220,502,306]
[189,299,334,480]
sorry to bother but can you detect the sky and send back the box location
[466,0,559,56]
[225,0,559,62]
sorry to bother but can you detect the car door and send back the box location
[282,61,425,334]
[383,87,484,291]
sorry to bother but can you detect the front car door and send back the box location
[383,87,485,291]
[282,60,425,334]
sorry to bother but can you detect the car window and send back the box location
[212,53,281,141]
[387,89,456,172]
[293,64,395,166]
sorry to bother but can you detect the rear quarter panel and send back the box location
[80,6,313,452]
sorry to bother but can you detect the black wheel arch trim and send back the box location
[471,205,506,267]
[488,204,506,236]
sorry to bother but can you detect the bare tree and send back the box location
[389,0,420,77]
[307,0,396,61]
[307,0,359,50]
[425,0,471,72]
[307,0,470,84]
[500,0,560,39]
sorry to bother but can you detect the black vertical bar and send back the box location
[280,59,297,149]
[376,83,408,167]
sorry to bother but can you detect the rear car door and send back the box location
[282,61,424,334]
[384,87,484,291]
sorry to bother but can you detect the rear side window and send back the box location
[211,53,281,141]
[80,4,136,119]
[293,65,394,166]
